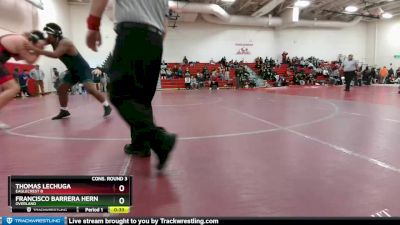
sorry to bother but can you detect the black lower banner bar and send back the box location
[2,217,400,225]
[12,207,108,213]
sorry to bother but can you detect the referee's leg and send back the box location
[109,26,176,170]
[344,72,351,91]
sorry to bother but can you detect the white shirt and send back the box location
[115,0,169,33]
[29,69,45,80]
[342,60,357,72]
[185,77,191,83]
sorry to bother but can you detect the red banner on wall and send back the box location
[235,43,253,55]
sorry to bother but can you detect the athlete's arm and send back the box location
[28,39,71,58]
[17,39,40,64]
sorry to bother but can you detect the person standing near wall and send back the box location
[29,64,45,95]
[19,69,30,97]
[86,0,177,170]
[340,54,358,92]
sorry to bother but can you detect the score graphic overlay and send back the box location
[8,176,132,213]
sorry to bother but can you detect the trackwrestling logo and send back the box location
[2,217,65,225]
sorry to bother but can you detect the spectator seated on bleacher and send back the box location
[185,68,191,77]
[396,67,400,78]
[281,76,288,86]
[294,73,305,85]
[355,68,363,86]
[384,74,396,84]
[224,69,230,81]
[203,66,210,80]
[393,76,400,84]
[211,69,218,79]
[172,65,178,77]
[362,67,371,85]
[249,78,256,88]
[190,76,198,89]
[275,75,282,87]
[306,71,316,85]
[210,76,219,90]
[166,68,173,80]
[329,69,341,85]
[176,66,183,78]
[197,72,205,88]
[219,67,225,80]
[227,60,234,68]
[233,60,239,68]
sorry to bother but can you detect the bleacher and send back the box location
[161,63,236,89]
[161,61,337,89]
[264,63,334,86]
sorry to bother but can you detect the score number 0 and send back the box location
[118,184,126,205]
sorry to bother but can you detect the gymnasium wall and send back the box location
[68,4,116,68]
[163,21,276,63]
[367,17,400,70]
[69,8,369,65]
[68,4,276,65]
[68,3,369,65]
[274,24,368,64]
[0,0,36,35]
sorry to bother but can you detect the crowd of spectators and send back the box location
[160,53,400,89]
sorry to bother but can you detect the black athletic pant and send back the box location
[109,23,164,148]
[344,71,355,91]
[20,86,29,96]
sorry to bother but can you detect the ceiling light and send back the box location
[345,6,358,13]
[382,12,393,19]
[221,0,236,2]
[294,0,310,8]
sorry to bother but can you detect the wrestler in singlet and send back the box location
[0,31,45,129]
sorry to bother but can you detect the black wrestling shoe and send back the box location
[103,105,112,117]
[151,129,177,171]
[124,144,151,157]
[52,110,71,120]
